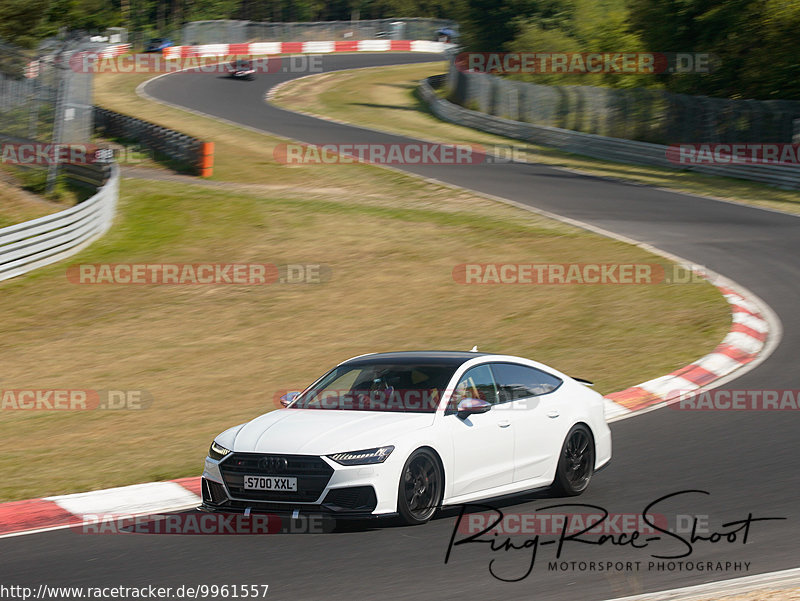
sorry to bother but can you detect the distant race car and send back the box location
[144,38,173,53]
[228,59,255,80]
[201,350,612,525]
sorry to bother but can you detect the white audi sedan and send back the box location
[201,351,611,525]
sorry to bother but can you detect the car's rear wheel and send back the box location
[397,448,442,525]
[550,424,594,496]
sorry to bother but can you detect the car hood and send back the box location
[230,409,436,455]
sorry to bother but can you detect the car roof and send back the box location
[340,350,489,367]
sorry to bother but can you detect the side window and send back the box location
[490,363,562,403]
[450,365,499,408]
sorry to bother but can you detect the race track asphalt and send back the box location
[2,52,798,601]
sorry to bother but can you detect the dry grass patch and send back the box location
[0,173,63,228]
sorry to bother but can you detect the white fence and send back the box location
[0,164,119,283]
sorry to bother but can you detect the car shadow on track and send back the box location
[109,489,562,537]
[335,488,560,533]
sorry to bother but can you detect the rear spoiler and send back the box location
[572,376,594,386]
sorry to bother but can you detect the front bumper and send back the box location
[202,452,398,517]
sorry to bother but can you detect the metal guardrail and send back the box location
[94,107,214,176]
[0,163,119,283]
[448,67,800,146]
[420,75,800,190]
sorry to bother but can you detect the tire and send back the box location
[550,424,595,496]
[397,448,443,525]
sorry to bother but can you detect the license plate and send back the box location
[243,475,297,491]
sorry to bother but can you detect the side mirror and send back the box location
[280,391,300,407]
[456,397,492,419]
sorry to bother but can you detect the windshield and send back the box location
[291,362,458,413]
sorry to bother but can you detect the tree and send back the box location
[0,0,49,47]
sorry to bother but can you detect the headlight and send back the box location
[208,441,232,461]
[328,446,394,465]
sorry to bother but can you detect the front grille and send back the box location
[219,453,334,502]
[322,486,377,511]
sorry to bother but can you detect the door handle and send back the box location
[547,411,560,418]
[497,420,511,428]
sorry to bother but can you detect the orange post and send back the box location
[199,142,214,177]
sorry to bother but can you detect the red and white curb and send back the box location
[163,40,451,60]
[100,43,131,59]
[0,477,201,538]
[603,279,775,421]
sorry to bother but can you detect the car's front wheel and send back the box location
[550,424,595,496]
[397,448,442,525]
